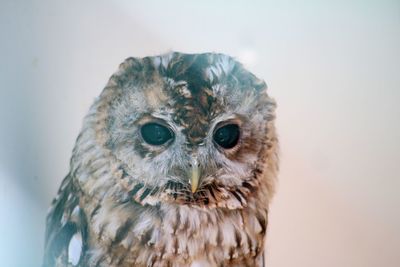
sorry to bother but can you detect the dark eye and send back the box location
[140,123,174,146]
[213,124,240,149]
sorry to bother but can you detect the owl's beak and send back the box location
[190,157,200,193]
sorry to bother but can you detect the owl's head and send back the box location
[72,52,278,210]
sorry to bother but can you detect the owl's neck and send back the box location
[80,189,268,267]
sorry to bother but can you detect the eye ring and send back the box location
[140,122,174,146]
[212,123,241,149]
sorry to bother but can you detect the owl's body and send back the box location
[43,52,278,267]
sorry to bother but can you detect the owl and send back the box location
[43,52,278,267]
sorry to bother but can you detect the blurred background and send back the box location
[1,0,399,266]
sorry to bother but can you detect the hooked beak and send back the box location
[190,157,200,193]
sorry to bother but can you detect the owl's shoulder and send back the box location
[43,174,88,267]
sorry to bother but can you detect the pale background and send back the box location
[0,1,399,266]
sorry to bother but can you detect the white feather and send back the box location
[68,232,82,266]
[191,260,212,267]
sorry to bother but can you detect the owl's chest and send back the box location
[87,204,266,267]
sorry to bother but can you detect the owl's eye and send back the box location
[140,123,174,146]
[213,124,240,149]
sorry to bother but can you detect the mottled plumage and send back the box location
[43,52,278,267]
